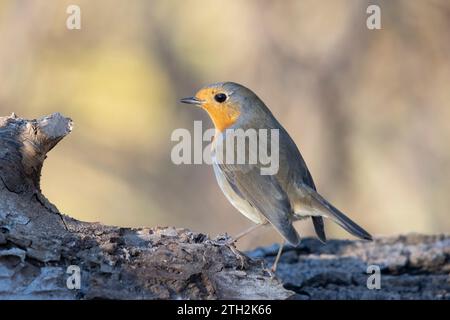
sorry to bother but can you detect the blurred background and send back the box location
[0,0,449,250]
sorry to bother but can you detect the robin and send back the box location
[181,82,372,272]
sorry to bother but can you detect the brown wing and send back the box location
[217,162,300,245]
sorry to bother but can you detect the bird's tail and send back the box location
[311,216,327,243]
[300,186,373,241]
[324,200,372,240]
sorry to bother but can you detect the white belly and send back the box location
[211,157,265,225]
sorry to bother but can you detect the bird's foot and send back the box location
[228,245,247,269]
[207,234,247,269]
[261,262,276,279]
[209,233,236,246]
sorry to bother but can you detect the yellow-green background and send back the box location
[0,0,449,249]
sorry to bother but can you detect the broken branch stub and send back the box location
[0,112,72,193]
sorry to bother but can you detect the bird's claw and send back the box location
[208,233,236,246]
[228,244,247,269]
[261,262,277,279]
[263,268,276,279]
[207,234,247,269]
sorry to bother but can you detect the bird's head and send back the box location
[181,82,264,132]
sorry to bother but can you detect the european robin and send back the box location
[181,82,372,271]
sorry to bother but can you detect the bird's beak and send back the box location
[180,96,203,106]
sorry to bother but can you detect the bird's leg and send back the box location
[229,222,268,244]
[271,240,285,273]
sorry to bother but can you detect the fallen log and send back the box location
[0,113,291,299]
[0,113,448,300]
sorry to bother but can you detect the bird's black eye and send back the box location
[214,93,227,103]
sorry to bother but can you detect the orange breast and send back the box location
[203,104,240,132]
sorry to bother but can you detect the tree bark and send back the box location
[250,234,449,300]
[0,113,448,300]
[0,113,291,299]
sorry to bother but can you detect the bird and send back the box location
[181,82,372,272]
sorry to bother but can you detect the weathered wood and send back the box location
[249,234,450,300]
[0,113,291,299]
[0,113,448,300]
